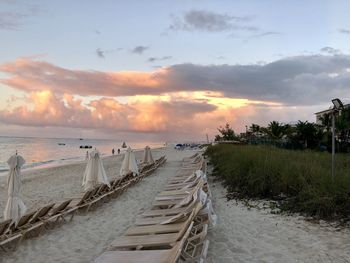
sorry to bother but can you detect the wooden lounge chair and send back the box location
[0,219,12,238]
[9,210,46,242]
[29,203,55,224]
[60,189,95,220]
[125,203,202,237]
[135,212,189,226]
[0,232,23,252]
[95,222,193,263]
[180,224,209,263]
[45,199,73,226]
[141,198,198,218]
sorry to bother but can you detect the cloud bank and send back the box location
[1,55,350,105]
[169,10,257,33]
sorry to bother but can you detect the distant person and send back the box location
[112,148,115,155]
[85,151,89,160]
[117,148,120,154]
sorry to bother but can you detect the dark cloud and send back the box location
[147,56,172,62]
[168,10,257,33]
[320,47,341,55]
[95,48,122,58]
[96,48,105,58]
[131,46,149,54]
[338,28,350,35]
[2,55,350,106]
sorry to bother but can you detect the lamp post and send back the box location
[331,98,344,180]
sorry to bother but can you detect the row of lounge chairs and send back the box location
[95,152,213,263]
[0,156,167,253]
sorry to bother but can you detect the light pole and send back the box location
[331,98,344,180]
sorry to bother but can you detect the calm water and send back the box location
[0,136,164,173]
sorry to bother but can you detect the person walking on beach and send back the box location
[85,151,89,160]
[112,148,115,155]
[117,148,120,154]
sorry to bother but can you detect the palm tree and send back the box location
[266,121,289,140]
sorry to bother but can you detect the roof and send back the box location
[314,103,350,115]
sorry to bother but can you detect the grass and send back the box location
[205,144,350,221]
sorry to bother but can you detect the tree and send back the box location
[215,123,237,141]
[293,121,323,149]
[249,124,260,133]
[266,121,289,140]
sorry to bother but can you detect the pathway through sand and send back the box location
[206,175,350,263]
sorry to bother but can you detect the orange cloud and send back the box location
[0,91,218,135]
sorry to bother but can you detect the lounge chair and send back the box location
[141,197,199,218]
[0,232,23,252]
[29,203,55,224]
[180,224,209,263]
[45,199,73,226]
[94,222,193,263]
[0,219,12,238]
[8,210,46,242]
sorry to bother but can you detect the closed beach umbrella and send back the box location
[120,147,139,176]
[4,154,27,224]
[142,146,154,164]
[82,150,110,191]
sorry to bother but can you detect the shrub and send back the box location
[205,144,350,220]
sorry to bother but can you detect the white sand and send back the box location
[1,148,349,262]
[0,147,195,263]
[206,175,350,263]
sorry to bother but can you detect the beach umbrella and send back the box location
[4,153,27,224]
[120,147,139,176]
[142,146,154,164]
[82,149,110,192]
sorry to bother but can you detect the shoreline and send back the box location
[0,146,166,178]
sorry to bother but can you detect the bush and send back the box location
[205,144,350,220]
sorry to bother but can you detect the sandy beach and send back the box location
[0,147,196,262]
[206,175,350,263]
[0,147,349,262]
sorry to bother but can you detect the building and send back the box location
[315,103,350,125]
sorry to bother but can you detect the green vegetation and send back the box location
[205,144,350,221]
[214,123,238,142]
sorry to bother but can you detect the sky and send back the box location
[1,0,350,141]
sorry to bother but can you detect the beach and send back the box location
[206,175,350,263]
[0,147,194,262]
[0,147,349,262]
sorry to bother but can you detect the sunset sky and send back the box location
[1,0,350,141]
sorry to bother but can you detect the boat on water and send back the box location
[121,142,127,148]
[58,143,66,146]
[80,145,92,149]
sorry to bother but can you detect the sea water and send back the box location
[0,136,163,174]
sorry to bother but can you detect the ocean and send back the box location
[0,136,164,174]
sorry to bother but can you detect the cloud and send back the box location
[338,28,350,35]
[95,48,123,58]
[2,55,350,106]
[0,4,39,30]
[0,91,217,135]
[168,10,257,33]
[96,48,105,58]
[320,47,341,55]
[131,46,149,54]
[147,56,172,62]
[243,31,282,41]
